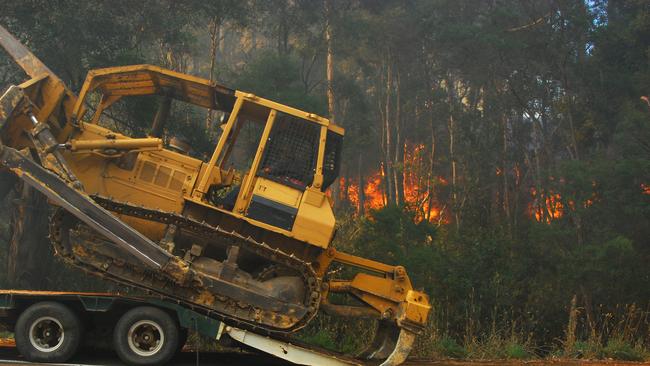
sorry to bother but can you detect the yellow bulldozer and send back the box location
[0,25,430,365]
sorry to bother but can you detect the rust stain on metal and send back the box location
[195,290,216,306]
[0,338,15,348]
[162,257,192,284]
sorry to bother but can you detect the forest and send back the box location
[0,0,649,361]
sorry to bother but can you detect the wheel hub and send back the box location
[127,320,164,357]
[29,317,65,353]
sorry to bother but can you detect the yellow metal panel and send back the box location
[108,87,157,96]
[102,80,155,90]
[139,161,156,182]
[63,122,201,219]
[72,65,236,118]
[169,170,186,191]
[184,196,297,238]
[332,250,396,274]
[403,290,431,325]
[237,91,328,125]
[69,153,181,211]
[351,273,404,303]
[292,190,335,248]
[36,80,65,123]
[303,187,325,207]
[251,177,302,207]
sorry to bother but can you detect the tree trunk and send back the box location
[426,119,436,223]
[324,0,342,206]
[277,6,289,56]
[150,96,172,138]
[205,16,222,131]
[502,113,512,237]
[8,184,53,289]
[358,155,365,216]
[340,166,349,208]
[383,60,394,206]
[447,74,460,230]
[325,0,336,124]
[394,69,404,206]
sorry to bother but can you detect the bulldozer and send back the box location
[0,24,430,365]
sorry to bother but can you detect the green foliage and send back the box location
[504,342,530,360]
[464,334,532,360]
[434,336,468,359]
[294,314,375,356]
[298,328,360,355]
[355,206,436,261]
[602,338,645,361]
[232,51,326,115]
[565,340,604,360]
[299,330,338,352]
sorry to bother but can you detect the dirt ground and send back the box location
[0,339,647,366]
[405,361,650,366]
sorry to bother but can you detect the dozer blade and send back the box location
[358,321,416,366]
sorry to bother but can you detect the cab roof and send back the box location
[72,64,344,135]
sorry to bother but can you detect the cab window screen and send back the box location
[259,113,319,189]
[322,131,342,190]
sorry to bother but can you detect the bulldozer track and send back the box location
[49,196,321,336]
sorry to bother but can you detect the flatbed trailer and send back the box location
[0,289,361,366]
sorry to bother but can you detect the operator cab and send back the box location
[199,93,343,241]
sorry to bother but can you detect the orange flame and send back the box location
[529,182,599,223]
[340,171,385,212]
[529,188,564,223]
[341,143,446,223]
[642,183,650,195]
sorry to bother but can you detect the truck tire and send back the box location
[15,301,83,363]
[113,306,179,365]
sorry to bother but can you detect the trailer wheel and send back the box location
[113,306,179,365]
[15,301,83,363]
